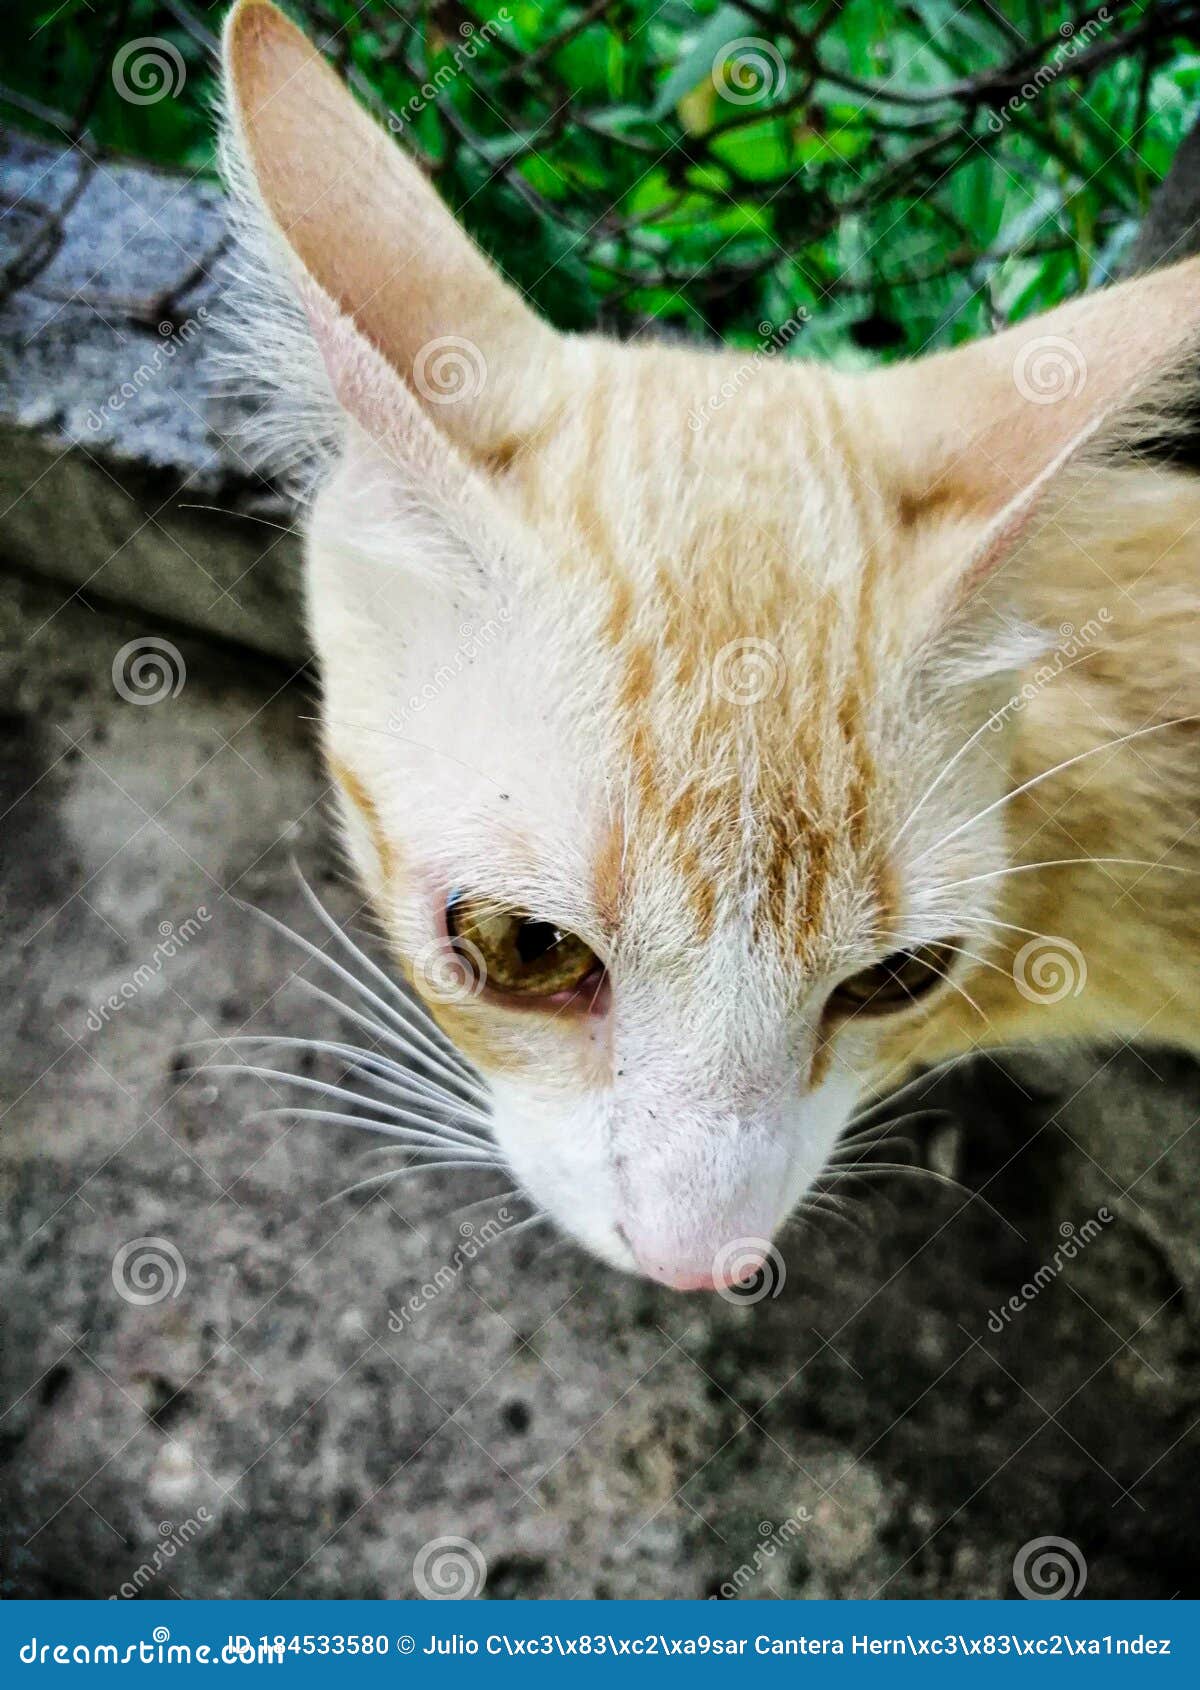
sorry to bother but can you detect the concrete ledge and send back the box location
[0,130,304,662]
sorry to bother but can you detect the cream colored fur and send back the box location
[219,1,1200,1283]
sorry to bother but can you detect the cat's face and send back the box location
[307,339,1017,1281]
[222,0,1200,1286]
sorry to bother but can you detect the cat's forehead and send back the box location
[489,340,886,597]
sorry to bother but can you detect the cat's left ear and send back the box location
[220,0,564,474]
[868,258,1200,603]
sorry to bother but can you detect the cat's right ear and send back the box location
[220,0,563,475]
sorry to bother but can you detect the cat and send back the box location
[219,0,1200,1289]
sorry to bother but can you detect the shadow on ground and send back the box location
[2,575,1199,1600]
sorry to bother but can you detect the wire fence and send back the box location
[3,0,1199,357]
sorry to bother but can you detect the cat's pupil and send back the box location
[516,919,563,964]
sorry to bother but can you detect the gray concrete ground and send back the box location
[2,572,1199,1601]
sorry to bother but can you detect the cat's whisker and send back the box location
[913,713,1200,867]
[206,1064,493,1149]
[875,930,1009,982]
[291,870,479,1082]
[492,1209,553,1244]
[449,1186,525,1219]
[247,1102,501,1155]
[933,855,1200,896]
[236,895,482,1090]
[289,975,492,1106]
[791,1192,867,1241]
[822,1160,1021,1236]
[190,1034,491,1122]
[890,711,1004,850]
[321,1160,504,1207]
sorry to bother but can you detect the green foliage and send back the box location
[4,0,1198,360]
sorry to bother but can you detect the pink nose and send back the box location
[638,1253,766,1293]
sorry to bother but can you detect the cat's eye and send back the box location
[445,893,601,999]
[826,942,959,1019]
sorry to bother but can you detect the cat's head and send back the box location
[221,1,1200,1286]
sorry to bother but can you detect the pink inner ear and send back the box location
[951,407,1111,610]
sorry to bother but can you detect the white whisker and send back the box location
[914,714,1200,866]
[194,1034,491,1122]
[207,1064,492,1149]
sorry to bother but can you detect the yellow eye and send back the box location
[445,893,601,999]
[827,941,959,1019]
